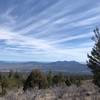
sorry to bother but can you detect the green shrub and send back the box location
[47,71,53,87]
[0,76,8,96]
[52,73,66,86]
[23,69,48,91]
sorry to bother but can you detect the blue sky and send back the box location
[0,0,100,62]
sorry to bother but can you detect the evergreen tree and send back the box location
[47,71,53,87]
[65,76,72,86]
[8,70,14,78]
[14,71,20,79]
[87,28,100,87]
[0,76,8,95]
[52,73,65,86]
[23,69,48,91]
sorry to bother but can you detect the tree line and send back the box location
[0,69,90,95]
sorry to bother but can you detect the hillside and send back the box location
[0,61,90,74]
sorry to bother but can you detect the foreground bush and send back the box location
[52,73,66,86]
[0,75,8,96]
[23,69,48,91]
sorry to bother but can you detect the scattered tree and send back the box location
[87,28,100,87]
[8,70,14,78]
[65,77,72,86]
[47,71,53,87]
[52,73,65,86]
[0,76,8,95]
[23,69,48,91]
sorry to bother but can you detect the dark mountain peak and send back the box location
[0,61,90,74]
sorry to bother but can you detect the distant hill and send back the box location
[0,61,91,74]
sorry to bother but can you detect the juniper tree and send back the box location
[87,28,100,87]
[0,76,8,95]
[47,71,53,87]
[23,69,48,91]
[65,76,72,86]
[52,73,65,86]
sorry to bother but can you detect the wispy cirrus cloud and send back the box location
[0,0,99,62]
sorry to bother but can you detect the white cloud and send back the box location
[50,32,92,44]
[0,8,16,27]
[0,0,99,62]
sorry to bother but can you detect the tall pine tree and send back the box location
[87,28,100,87]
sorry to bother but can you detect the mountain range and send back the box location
[0,61,91,74]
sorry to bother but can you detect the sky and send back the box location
[0,0,100,62]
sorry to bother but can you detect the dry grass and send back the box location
[0,80,100,100]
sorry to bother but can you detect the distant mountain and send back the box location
[0,61,91,74]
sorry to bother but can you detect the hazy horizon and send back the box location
[0,60,86,64]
